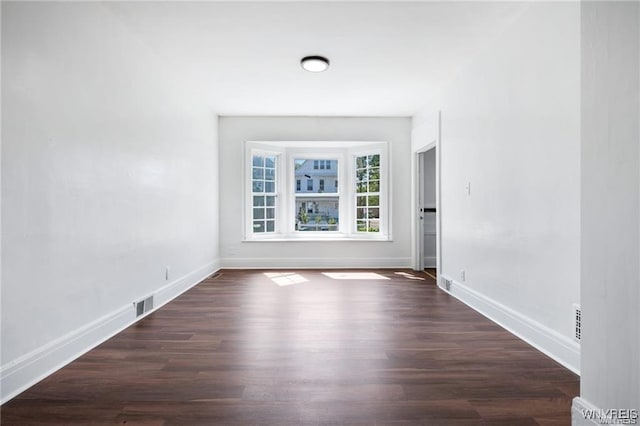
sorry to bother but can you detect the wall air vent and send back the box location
[441,277,452,291]
[573,303,581,342]
[134,295,154,318]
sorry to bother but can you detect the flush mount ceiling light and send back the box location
[301,55,330,73]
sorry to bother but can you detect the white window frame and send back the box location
[245,141,390,241]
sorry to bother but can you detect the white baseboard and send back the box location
[0,259,220,404]
[572,397,609,426]
[440,276,580,375]
[220,257,412,269]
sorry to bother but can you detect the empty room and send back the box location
[1,1,638,425]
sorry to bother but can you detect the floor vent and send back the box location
[135,296,154,318]
[573,304,581,342]
[441,277,452,291]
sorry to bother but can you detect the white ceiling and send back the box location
[105,2,529,116]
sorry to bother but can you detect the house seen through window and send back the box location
[295,159,339,232]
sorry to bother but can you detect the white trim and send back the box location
[412,150,424,270]
[221,257,411,269]
[0,260,220,404]
[411,110,441,282]
[435,111,442,285]
[439,276,581,374]
[243,237,393,242]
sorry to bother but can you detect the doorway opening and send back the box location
[412,112,441,285]
[416,146,438,280]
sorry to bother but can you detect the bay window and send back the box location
[245,141,389,241]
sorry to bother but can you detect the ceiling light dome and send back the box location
[301,56,330,73]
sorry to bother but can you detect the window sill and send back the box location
[243,235,392,242]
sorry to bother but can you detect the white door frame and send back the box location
[411,112,441,285]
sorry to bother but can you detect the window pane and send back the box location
[265,168,275,181]
[265,156,276,168]
[252,167,264,180]
[253,221,265,232]
[368,167,380,181]
[295,197,339,232]
[355,154,382,233]
[250,152,277,234]
[266,220,275,232]
[295,159,338,194]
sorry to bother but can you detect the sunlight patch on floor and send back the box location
[322,272,390,280]
[394,271,426,280]
[264,272,309,286]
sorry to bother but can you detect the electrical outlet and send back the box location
[461,270,466,282]
[465,182,471,196]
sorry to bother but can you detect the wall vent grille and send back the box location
[573,304,581,342]
[135,296,154,318]
[441,277,452,291]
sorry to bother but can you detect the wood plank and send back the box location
[1,269,578,424]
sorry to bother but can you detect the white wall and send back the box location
[1,2,219,402]
[575,1,640,419]
[415,3,581,371]
[218,116,412,268]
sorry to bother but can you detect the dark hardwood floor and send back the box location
[1,269,579,425]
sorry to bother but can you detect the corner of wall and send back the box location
[441,276,580,375]
[0,260,220,404]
